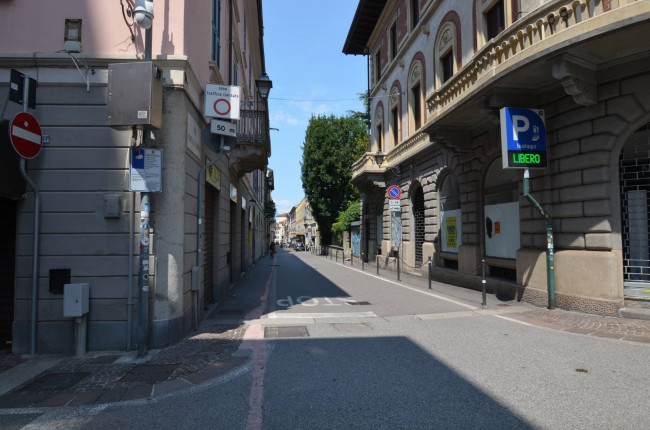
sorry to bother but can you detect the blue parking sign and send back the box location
[500,107,547,168]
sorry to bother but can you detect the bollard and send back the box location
[397,254,401,281]
[428,256,432,290]
[481,259,487,309]
[361,252,365,270]
[376,255,380,275]
[336,249,338,263]
[351,251,353,266]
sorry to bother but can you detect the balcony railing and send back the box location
[237,109,268,144]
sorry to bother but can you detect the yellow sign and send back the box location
[205,158,221,189]
[446,217,457,249]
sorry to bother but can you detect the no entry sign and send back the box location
[9,112,42,159]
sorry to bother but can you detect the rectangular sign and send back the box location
[204,84,240,120]
[205,157,221,189]
[129,148,162,192]
[500,107,547,169]
[211,119,237,137]
[389,200,401,212]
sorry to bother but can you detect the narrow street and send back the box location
[2,248,650,429]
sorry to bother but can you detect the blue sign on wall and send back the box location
[500,108,547,169]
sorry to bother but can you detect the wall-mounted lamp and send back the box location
[374,150,385,167]
[256,73,273,99]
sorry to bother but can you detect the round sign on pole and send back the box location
[9,112,42,159]
[387,185,401,200]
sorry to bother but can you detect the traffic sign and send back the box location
[204,84,240,120]
[500,107,547,168]
[9,112,42,159]
[387,185,401,200]
[210,118,237,137]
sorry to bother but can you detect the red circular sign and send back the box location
[387,185,401,200]
[213,98,231,116]
[9,112,42,159]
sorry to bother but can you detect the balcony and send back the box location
[230,109,271,176]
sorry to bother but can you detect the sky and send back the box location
[262,1,367,215]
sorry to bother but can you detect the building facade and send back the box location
[0,0,273,353]
[345,0,650,315]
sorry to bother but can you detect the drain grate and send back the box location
[347,301,371,306]
[264,326,309,338]
[119,364,178,384]
[20,372,89,392]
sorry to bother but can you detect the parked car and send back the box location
[295,243,305,251]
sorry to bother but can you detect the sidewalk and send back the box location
[1,252,650,409]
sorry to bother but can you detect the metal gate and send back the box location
[619,123,650,296]
[413,187,425,265]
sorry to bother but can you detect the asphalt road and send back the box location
[3,248,650,429]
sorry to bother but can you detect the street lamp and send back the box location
[256,73,273,99]
[374,150,385,167]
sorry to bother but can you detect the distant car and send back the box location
[295,243,305,251]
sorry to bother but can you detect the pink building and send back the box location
[0,0,274,354]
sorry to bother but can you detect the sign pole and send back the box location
[523,169,555,309]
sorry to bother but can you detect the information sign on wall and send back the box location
[129,148,162,192]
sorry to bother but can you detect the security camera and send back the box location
[134,0,154,29]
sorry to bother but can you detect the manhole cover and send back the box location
[20,372,89,392]
[119,364,178,383]
[264,326,309,338]
[347,301,371,306]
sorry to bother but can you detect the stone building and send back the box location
[0,0,274,353]
[344,0,650,315]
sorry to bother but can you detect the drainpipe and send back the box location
[127,192,135,351]
[523,168,555,309]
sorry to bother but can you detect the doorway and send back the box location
[0,198,17,347]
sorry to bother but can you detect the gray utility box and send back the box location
[63,283,90,317]
[107,61,162,129]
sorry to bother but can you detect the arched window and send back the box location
[389,84,401,149]
[440,174,461,254]
[434,12,461,88]
[408,61,424,133]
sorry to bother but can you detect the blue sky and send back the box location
[263,1,367,215]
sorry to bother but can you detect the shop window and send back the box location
[440,174,461,255]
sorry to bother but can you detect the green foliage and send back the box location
[332,201,361,234]
[301,114,367,245]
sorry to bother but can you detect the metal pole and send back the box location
[481,259,487,309]
[18,76,40,356]
[361,251,365,270]
[336,249,338,263]
[523,169,555,310]
[138,25,154,357]
[428,256,432,290]
[397,253,400,281]
[376,255,379,275]
[351,249,353,266]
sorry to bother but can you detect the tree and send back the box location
[301,115,367,245]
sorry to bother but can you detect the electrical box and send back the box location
[103,194,122,218]
[63,283,90,317]
[107,61,162,129]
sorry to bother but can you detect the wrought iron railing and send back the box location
[237,109,268,144]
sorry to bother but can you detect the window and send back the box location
[390,22,397,60]
[391,107,399,146]
[486,0,505,41]
[410,0,420,30]
[408,60,423,133]
[434,17,459,88]
[441,51,453,83]
[411,84,421,130]
[375,50,382,83]
[376,124,383,152]
[211,0,222,66]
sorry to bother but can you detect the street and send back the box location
[2,248,650,429]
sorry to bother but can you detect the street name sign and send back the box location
[9,112,42,159]
[500,107,547,168]
[204,84,240,120]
